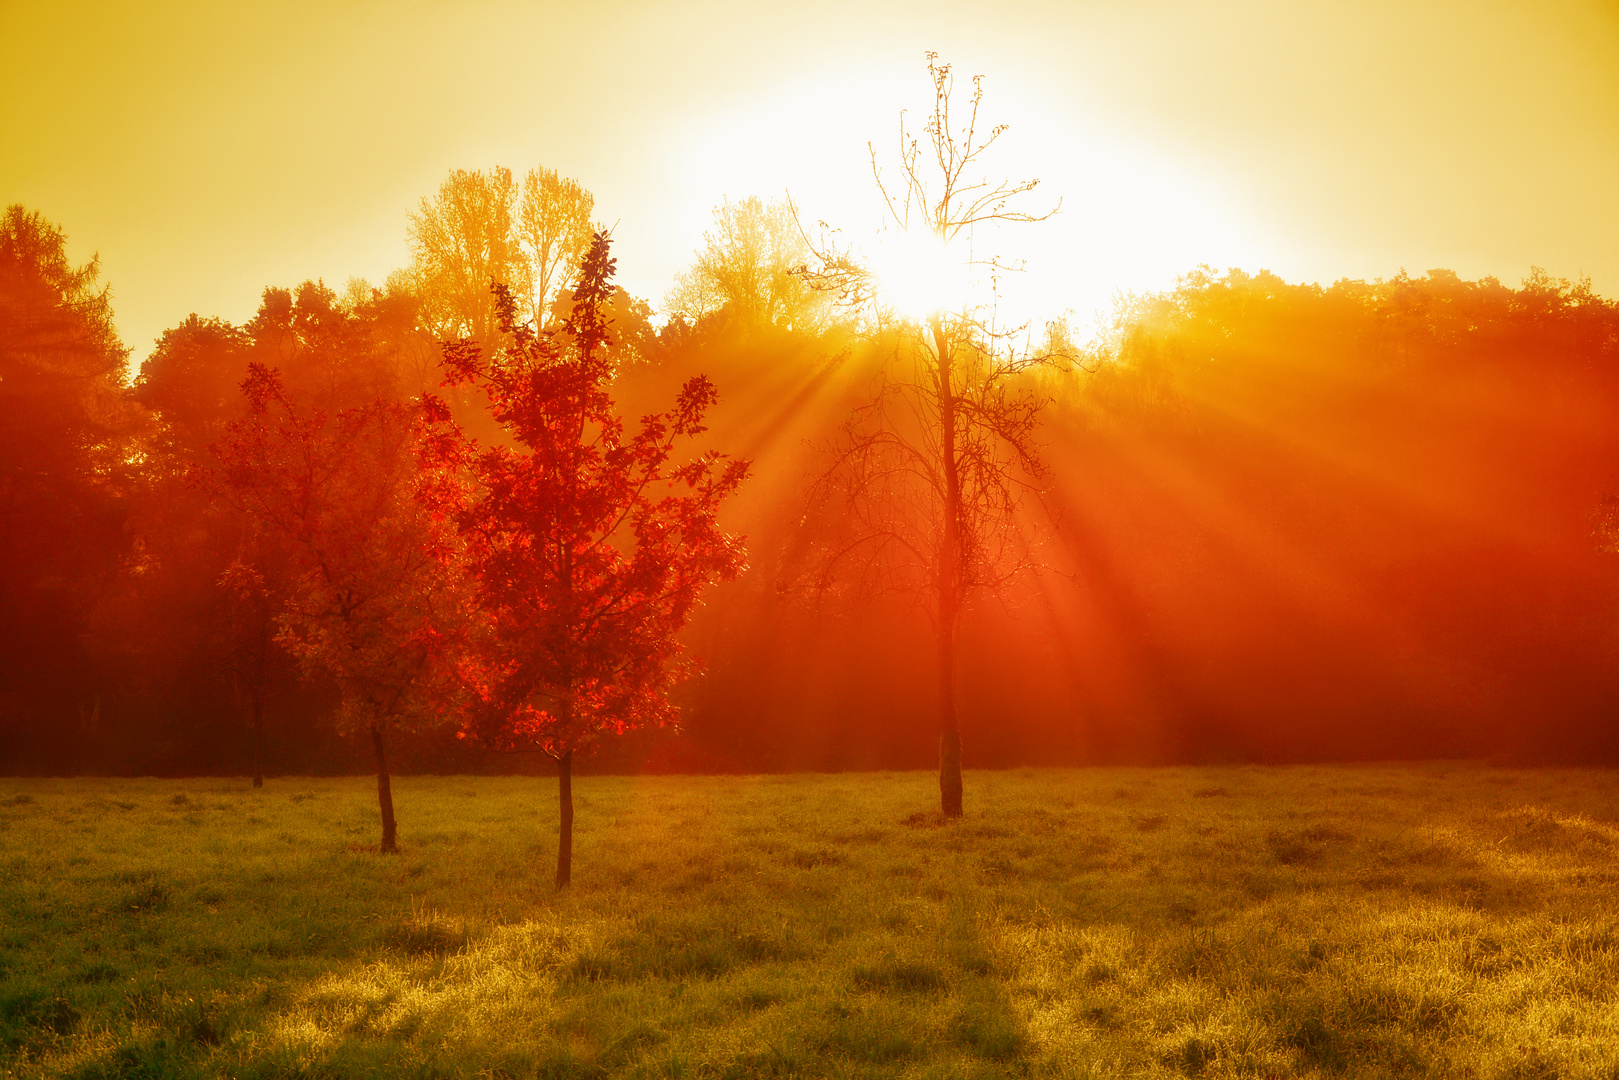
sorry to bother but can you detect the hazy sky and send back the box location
[4,0,1616,366]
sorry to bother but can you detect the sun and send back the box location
[865,228,974,322]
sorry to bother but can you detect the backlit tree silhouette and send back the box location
[796,54,1062,817]
[211,369,462,852]
[430,232,748,888]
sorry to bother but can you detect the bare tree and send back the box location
[796,53,1061,817]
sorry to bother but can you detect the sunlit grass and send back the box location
[3,766,1619,1078]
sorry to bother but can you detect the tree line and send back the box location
[7,78,1619,852]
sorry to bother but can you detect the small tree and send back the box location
[796,54,1060,817]
[430,231,748,888]
[211,368,461,852]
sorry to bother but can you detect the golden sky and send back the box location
[4,0,1616,364]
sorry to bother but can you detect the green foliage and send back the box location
[4,767,1619,1077]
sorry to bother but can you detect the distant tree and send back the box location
[0,204,131,500]
[796,55,1060,817]
[518,167,595,331]
[548,279,657,367]
[211,367,461,852]
[343,277,442,398]
[407,165,596,348]
[244,280,406,411]
[0,205,133,754]
[134,278,430,460]
[407,167,525,351]
[430,232,748,887]
[666,196,827,331]
[133,315,254,462]
[84,435,305,783]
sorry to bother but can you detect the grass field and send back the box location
[3,766,1619,1079]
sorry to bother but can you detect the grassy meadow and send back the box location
[3,766,1619,1079]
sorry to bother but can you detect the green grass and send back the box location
[3,766,1619,1078]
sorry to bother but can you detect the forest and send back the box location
[4,164,1619,787]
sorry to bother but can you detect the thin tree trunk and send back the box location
[556,749,574,889]
[553,307,588,890]
[938,613,962,817]
[370,722,398,853]
[252,616,267,788]
[932,317,964,818]
[251,690,264,789]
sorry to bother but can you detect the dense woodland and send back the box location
[5,176,1619,780]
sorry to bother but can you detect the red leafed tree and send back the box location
[211,366,461,852]
[431,231,748,888]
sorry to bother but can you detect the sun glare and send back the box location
[665,59,1279,339]
[866,229,974,322]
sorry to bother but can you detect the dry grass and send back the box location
[2,765,1619,1078]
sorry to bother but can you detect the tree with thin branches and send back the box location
[795,54,1062,817]
[210,370,462,852]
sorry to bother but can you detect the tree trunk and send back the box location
[251,688,264,789]
[938,619,963,817]
[932,317,965,818]
[556,750,574,889]
[252,618,267,788]
[370,722,398,853]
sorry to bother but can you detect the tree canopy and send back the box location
[407,165,596,348]
[665,196,826,332]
